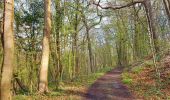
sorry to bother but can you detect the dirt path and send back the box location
[84,67,135,100]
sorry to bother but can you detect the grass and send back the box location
[131,66,143,74]
[122,72,132,85]
[72,67,113,86]
[13,67,113,100]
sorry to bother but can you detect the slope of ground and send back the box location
[122,55,170,99]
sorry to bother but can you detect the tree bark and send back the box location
[163,0,170,22]
[81,15,94,73]
[55,0,62,81]
[0,0,15,99]
[132,5,143,59]
[38,0,51,93]
[144,0,160,53]
[73,0,79,75]
[86,28,93,72]
[14,73,28,93]
[0,2,3,48]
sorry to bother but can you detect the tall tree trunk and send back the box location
[0,0,15,99]
[144,0,160,53]
[55,0,62,81]
[133,5,139,60]
[86,28,93,73]
[71,0,80,77]
[38,0,51,93]
[73,0,79,75]
[82,17,93,73]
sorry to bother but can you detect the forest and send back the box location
[0,0,170,100]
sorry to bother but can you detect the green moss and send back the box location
[47,91,64,96]
[13,96,25,100]
[122,73,132,85]
[13,95,29,100]
[144,60,154,67]
[122,78,132,85]
[131,66,143,74]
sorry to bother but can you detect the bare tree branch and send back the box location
[91,0,144,10]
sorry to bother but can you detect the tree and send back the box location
[143,0,160,53]
[81,3,102,72]
[0,1,3,47]
[163,0,170,21]
[0,0,15,99]
[38,0,51,93]
[55,0,63,82]
[92,0,160,57]
[72,0,80,76]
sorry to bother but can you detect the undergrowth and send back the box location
[13,67,113,100]
[122,58,170,99]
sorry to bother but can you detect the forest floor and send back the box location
[14,67,135,100]
[122,55,170,99]
[14,56,170,100]
[11,57,170,100]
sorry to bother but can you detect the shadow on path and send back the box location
[84,67,135,100]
